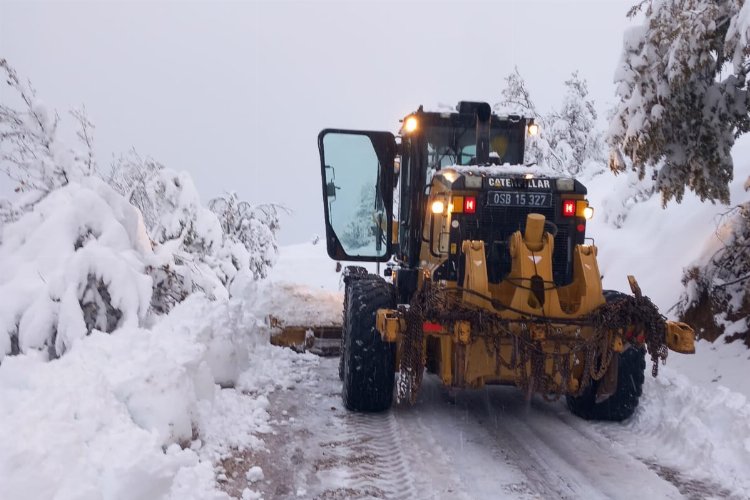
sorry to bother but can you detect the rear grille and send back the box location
[457,195,573,285]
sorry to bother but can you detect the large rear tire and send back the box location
[566,290,647,422]
[341,277,396,412]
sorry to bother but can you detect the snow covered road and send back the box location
[223,356,742,500]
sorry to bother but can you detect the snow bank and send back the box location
[0,178,153,361]
[254,240,356,329]
[266,240,349,292]
[0,285,308,500]
[0,326,220,500]
[665,338,750,399]
[618,367,750,496]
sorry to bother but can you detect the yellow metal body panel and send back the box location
[461,241,492,309]
[375,309,404,343]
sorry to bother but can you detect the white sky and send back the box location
[0,0,634,244]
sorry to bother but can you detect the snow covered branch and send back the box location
[609,0,750,205]
[0,59,94,199]
[496,68,606,177]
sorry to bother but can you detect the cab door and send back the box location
[318,129,396,262]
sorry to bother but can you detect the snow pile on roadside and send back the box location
[0,325,221,500]
[266,240,347,292]
[253,281,343,328]
[621,367,750,496]
[0,178,153,361]
[667,339,750,399]
[0,284,307,500]
[254,241,354,328]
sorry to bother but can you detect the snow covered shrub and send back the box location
[109,152,237,302]
[208,193,281,281]
[0,178,153,361]
[677,190,750,346]
[0,59,95,202]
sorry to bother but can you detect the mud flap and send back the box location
[595,353,619,404]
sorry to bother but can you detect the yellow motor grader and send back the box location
[317,101,694,420]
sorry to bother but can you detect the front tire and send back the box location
[566,346,646,421]
[339,266,370,381]
[566,290,646,422]
[341,277,396,412]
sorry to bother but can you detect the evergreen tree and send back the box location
[546,72,605,175]
[496,67,548,167]
[341,184,378,249]
[609,0,750,205]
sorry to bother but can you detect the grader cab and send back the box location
[318,101,694,420]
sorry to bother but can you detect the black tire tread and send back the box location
[339,266,373,381]
[566,289,646,422]
[341,276,396,412]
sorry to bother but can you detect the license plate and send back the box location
[487,191,551,207]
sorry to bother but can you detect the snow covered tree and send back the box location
[495,67,548,166]
[0,59,95,202]
[341,184,378,249]
[108,149,165,230]
[496,68,606,176]
[609,0,750,205]
[496,67,538,118]
[208,193,281,280]
[545,72,605,176]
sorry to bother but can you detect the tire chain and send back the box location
[397,281,669,404]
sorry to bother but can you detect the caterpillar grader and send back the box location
[316,101,695,420]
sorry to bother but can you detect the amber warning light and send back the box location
[562,200,576,217]
[464,196,477,214]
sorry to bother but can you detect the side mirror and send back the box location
[325,165,338,198]
[326,180,337,198]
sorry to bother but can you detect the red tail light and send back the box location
[562,199,576,217]
[464,196,476,214]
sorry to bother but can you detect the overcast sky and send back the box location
[1,0,634,244]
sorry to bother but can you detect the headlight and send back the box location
[528,123,540,136]
[431,200,445,214]
[404,116,418,133]
[583,206,594,220]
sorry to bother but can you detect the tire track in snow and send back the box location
[315,411,418,499]
[446,379,685,499]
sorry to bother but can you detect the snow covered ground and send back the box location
[2,147,750,499]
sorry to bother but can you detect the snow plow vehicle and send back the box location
[317,101,695,420]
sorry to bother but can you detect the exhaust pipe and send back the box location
[475,102,491,164]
